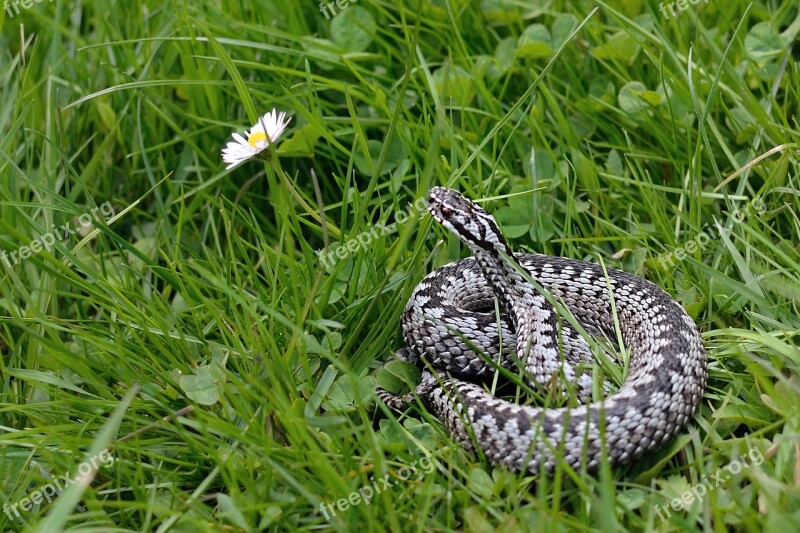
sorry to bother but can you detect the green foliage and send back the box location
[0,0,799,530]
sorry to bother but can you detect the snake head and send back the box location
[428,187,512,255]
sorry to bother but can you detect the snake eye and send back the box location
[441,206,452,217]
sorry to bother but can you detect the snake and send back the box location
[377,187,707,473]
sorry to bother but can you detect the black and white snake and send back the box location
[378,187,707,473]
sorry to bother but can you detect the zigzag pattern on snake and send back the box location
[377,187,707,473]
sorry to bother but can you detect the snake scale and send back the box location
[377,187,707,473]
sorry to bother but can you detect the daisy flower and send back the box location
[221,109,292,169]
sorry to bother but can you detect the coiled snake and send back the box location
[377,187,706,473]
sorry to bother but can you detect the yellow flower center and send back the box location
[248,132,268,148]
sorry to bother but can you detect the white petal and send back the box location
[222,108,292,168]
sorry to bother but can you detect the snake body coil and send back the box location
[379,188,707,473]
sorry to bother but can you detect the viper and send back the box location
[378,187,707,473]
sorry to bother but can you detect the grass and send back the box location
[1,0,799,531]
